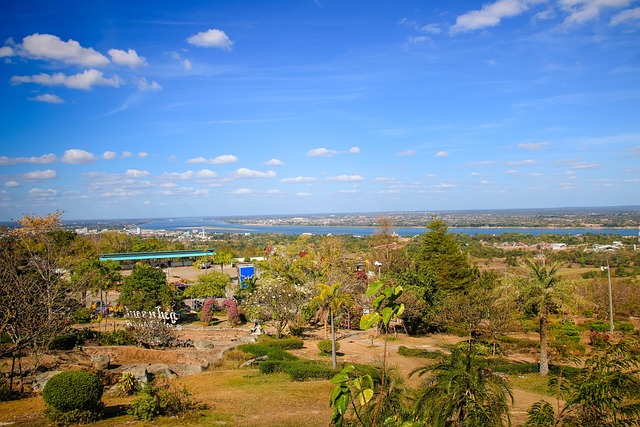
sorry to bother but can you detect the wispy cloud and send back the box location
[308,147,338,157]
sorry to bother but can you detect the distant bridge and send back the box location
[99,248,216,262]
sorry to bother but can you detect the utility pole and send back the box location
[601,260,614,334]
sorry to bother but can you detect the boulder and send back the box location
[91,353,110,370]
[31,370,64,393]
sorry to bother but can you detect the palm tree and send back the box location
[518,258,574,376]
[311,283,352,369]
[412,346,514,427]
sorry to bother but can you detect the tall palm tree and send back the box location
[311,283,352,369]
[412,347,514,427]
[519,258,574,376]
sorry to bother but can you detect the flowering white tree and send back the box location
[247,277,310,338]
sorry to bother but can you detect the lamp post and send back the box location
[601,260,614,334]
[374,261,382,278]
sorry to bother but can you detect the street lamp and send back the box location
[374,261,382,278]
[600,260,614,334]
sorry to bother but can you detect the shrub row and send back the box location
[258,360,336,381]
[238,337,303,361]
[398,345,444,359]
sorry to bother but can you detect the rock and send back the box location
[193,339,215,350]
[240,335,257,344]
[32,370,64,393]
[147,363,176,379]
[123,365,151,383]
[91,353,110,370]
[169,364,204,376]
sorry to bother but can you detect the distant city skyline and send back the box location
[1,1,639,221]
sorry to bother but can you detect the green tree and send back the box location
[517,258,575,376]
[524,339,640,427]
[118,263,174,311]
[412,347,513,427]
[213,250,234,274]
[183,271,230,299]
[413,218,475,292]
[310,283,353,369]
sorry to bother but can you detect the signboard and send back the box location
[238,263,255,288]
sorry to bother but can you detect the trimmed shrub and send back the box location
[492,362,540,375]
[551,320,581,344]
[288,323,305,337]
[318,339,339,354]
[42,370,104,425]
[200,298,219,324]
[615,321,635,334]
[587,320,608,333]
[285,361,335,381]
[237,342,298,361]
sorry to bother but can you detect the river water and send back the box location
[141,218,638,237]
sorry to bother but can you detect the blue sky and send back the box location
[1,0,639,220]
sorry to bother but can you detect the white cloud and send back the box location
[265,158,285,166]
[280,176,317,183]
[30,94,64,104]
[187,157,207,164]
[21,169,57,180]
[102,151,117,160]
[18,33,109,67]
[297,192,312,197]
[451,0,533,33]
[12,69,122,90]
[0,154,56,165]
[122,151,132,158]
[374,177,399,182]
[138,152,149,158]
[348,146,361,154]
[327,174,364,182]
[136,77,162,91]
[125,169,151,178]
[561,0,633,25]
[436,151,449,157]
[187,29,234,50]
[230,188,253,195]
[267,189,283,194]
[183,59,192,71]
[212,154,239,164]
[518,141,550,151]
[28,187,57,198]
[108,48,147,68]
[233,168,276,179]
[0,45,15,57]
[507,159,537,166]
[61,149,97,164]
[395,150,416,157]
[4,181,19,188]
[308,147,338,157]
[610,6,640,25]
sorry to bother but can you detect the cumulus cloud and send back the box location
[308,147,338,157]
[102,151,117,160]
[0,45,15,57]
[138,152,149,158]
[162,169,219,180]
[186,157,207,164]
[17,33,109,67]
[280,176,317,183]
[125,169,151,178]
[12,69,122,90]
[61,149,97,164]
[212,154,239,164]
[187,29,234,50]
[0,153,56,165]
[30,94,64,104]
[518,141,550,151]
[349,146,361,154]
[232,168,276,179]
[451,0,533,33]
[108,48,147,68]
[265,158,285,166]
[122,151,132,158]
[4,181,19,188]
[21,169,57,180]
[136,77,162,91]
[436,151,449,157]
[327,174,364,182]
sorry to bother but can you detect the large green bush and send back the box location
[42,370,104,425]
